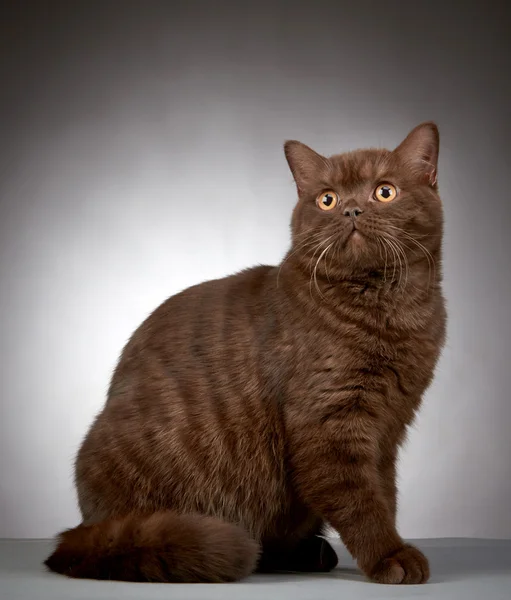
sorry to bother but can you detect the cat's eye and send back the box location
[374,183,397,203]
[316,191,339,211]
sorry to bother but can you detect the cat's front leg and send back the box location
[378,443,399,526]
[378,417,414,526]
[287,413,429,584]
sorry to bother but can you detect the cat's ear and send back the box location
[393,122,439,187]
[284,141,330,193]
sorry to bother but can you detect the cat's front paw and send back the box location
[365,544,430,584]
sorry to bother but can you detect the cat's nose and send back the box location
[343,207,363,219]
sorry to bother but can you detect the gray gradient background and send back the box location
[0,1,510,539]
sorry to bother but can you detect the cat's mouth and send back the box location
[343,226,368,253]
[348,230,365,247]
[338,222,370,253]
[347,224,364,241]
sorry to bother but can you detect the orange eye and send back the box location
[316,191,338,211]
[374,183,397,202]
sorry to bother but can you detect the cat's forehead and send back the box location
[327,149,391,187]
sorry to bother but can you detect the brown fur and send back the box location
[45,122,446,584]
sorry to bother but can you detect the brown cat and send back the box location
[45,122,446,585]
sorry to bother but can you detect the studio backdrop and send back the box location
[0,1,509,539]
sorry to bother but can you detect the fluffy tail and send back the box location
[44,511,259,583]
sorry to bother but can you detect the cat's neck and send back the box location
[277,252,442,310]
[338,256,441,295]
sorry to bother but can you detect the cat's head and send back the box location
[284,122,443,280]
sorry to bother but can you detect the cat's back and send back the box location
[115,263,276,378]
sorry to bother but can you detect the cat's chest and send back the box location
[285,307,441,405]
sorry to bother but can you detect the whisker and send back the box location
[384,232,430,294]
[390,235,410,292]
[387,225,436,289]
[307,235,336,299]
[376,236,388,282]
[312,241,335,301]
[381,235,398,283]
[307,235,331,273]
[383,235,404,291]
[276,231,332,287]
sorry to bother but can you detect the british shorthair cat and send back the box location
[45,122,446,585]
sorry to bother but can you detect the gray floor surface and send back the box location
[0,538,510,600]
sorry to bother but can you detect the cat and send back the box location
[44,122,446,585]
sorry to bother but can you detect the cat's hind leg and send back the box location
[257,535,338,574]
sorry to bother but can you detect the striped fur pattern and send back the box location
[45,122,446,585]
